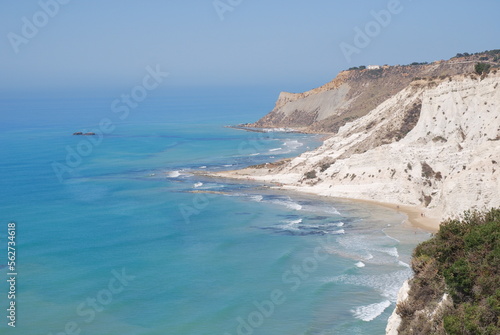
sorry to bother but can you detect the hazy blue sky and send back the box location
[1,0,499,94]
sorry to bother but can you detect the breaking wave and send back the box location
[352,300,391,322]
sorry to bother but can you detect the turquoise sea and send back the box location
[0,89,430,335]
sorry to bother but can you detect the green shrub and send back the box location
[319,160,335,172]
[475,62,491,75]
[444,258,474,298]
[347,65,366,71]
[396,300,415,318]
[304,170,317,179]
[443,314,463,334]
[421,161,436,179]
[409,208,500,334]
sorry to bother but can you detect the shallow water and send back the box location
[0,94,431,335]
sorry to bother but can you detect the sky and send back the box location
[1,0,500,95]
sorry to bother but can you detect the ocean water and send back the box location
[0,92,431,335]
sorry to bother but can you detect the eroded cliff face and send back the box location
[251,55,497,133]
[230,72,500,222]
[231,54,500,335]
[386,280,452,335]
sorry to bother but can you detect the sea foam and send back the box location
[283,139,303,149]
[269,198,303,211]
[325,269,412,302]
[352,300,391,322]
[167,171,181,178]
[249,195,263,202]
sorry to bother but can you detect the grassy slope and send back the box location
[397,208,500,334]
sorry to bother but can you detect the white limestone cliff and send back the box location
[222,72,500,223]
[216,71,500,334]
[386,280,410,335]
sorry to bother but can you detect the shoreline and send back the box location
[343,197,440,233]
[200,170,441,233]
[277,187,441,233]
[226,124,335,136]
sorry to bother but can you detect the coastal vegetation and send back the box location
[454,49,500,59]
[475,62,492,75]
[397,208,500,334]
[304,170,317,179]
[348,65,366,70]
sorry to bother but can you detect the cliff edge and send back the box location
[248,51,500,133]
[221,51,500,335]
[222,71,500,222]
[387,208,499,334]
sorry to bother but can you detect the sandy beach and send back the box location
[344,198,441,233]
[203,169,442,233]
